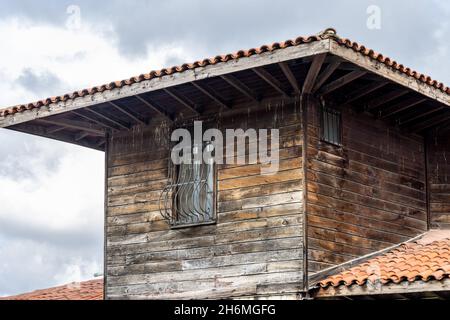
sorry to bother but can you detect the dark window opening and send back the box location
[321,106,342,146]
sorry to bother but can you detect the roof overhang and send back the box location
[0,40,330,129]
[1,31,449,150]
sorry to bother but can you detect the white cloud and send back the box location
[0,11,202,296]
[0,130,104,296]
[0,136,104,233]
[0,17,195,107]
[0,1,449,298]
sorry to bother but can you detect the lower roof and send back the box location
[314,230,450,299]
[1,278,103,301]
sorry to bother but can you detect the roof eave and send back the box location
[315,278,450,299]
[0,39,332,129]
[329,41,450,107]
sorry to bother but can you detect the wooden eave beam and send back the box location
[397,106,444,126]
[338,80,388,108]
[365,89,410,112]
[220,75,259,102]
[409,113,450,133]
[46,126,66,134]
[85,108,131,131]
[329,41,450,107]
[134,95,174,122]
[6,39,450,130]
[253,67,291,97]
[10,123,103,151]
[279,61,301,94]
[433,291,450,299]
[75,131,90,141]
[434,120,450,136]
[108,101,147,125]
[302,53,326,94]
[311,60,341,94]
[317,70,366,96]
[191,82,231,109]
[35,118,104,136]
[379,97,428,119]
[71,110,119,132]
[96,139,106,148]
[163,88,200,115]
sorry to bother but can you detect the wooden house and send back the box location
[1,28,450,300]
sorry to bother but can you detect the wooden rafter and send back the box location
[330,43,450,108]
[4,39,450,130]
[10,123,103,151]
[35,118,104,136]
[365,89,409,112]
[379,97,427,119]
[409,113,450,132]
[163,88,199,115]
[75,131,90,141]
[253,67,290,97]
[434,119,450,136]
[108,101,147,125]
[191,82,230,109]
[46,126,66,134]
[302,53,326,94]
[311,60,341,94]
[397,106,443,126]
[134,95,173,122]
[95,139,106,148]
[338,81,388,108]
[72,110,119,131]
[317,70,366,96]
[85,108,130,131]
[220,75,259,102]
[279,61,300,94]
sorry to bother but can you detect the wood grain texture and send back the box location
[105,101,305,299]
[305,96,428,274]
[104,92,436,299]
[428,134,450,229]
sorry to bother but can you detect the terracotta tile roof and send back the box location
[1,28,449,119]
[317,232,450,289]
[1,278,103,300]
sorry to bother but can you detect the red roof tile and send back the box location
[0,28,449,119]
[1,278,103,300]
[317,233,450,289]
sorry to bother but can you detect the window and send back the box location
[160,142,216,228]
[321,106,342,146]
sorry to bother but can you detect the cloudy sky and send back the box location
[0,0,449,296]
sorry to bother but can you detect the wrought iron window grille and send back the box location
[160,142,216,228]
[321,105,343,146]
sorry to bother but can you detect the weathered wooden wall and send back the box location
[305,96,428,274]
[105,100,305,299]
[428,134,450,229]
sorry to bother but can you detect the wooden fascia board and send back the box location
[329,40,450,107]
[0,39,331,128]
[2,38,448,130]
